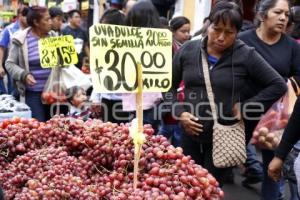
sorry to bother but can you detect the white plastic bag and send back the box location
[60,65,92,90]
[42,65,92,104]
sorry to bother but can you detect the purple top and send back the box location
[26,32,51,92]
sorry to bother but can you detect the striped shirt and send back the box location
[26,32,51,92]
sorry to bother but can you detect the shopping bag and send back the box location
[251,81,297,150]
[42,67,67,104]
[60,65,92,91]
[42,65,92,105]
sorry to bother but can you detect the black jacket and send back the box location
[167,38,287,143]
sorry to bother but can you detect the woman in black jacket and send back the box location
[238,0,300,198]
[168,1,287,185]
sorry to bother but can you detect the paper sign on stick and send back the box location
[39,35,78,68]
[89,24,172,93]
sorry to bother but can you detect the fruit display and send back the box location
[0,116,224,200]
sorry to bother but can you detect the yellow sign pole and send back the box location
[89,24,172,190]
[133,62,143,190]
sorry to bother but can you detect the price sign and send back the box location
[89,24,172,93]
[39,35,78,68]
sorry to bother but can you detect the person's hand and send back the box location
[232,103,242,120]
[268,156,284,181]
[0,66,5,78]
[179,112,203,136]
[25,74,36,86]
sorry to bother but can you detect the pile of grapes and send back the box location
[0,116,224,200]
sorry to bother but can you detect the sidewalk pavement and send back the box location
[223,168,291,200]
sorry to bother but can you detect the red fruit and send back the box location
[16,143,26,152]
[20,118,29,124]
[11,117,21,124]
[219,190,225,198]
[84,136,96,147]
[156,150,164,158]
[149,167,159,175]
[188,188,196,197]
[207,174,218,186]
[1,119,10,129]
[199,177,210,188]
[27,179,38,190]
[181,156,189,164]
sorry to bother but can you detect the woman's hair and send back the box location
[215,0,244,14]
[125,0,161,28]
[17,6,29,17]
[170,16,190,32]
[208,1,243,31]
[159,16,169,29]
[26,6,48,27]
[100,8,125,25]
[254,0,291,27]
[49,6,63,19]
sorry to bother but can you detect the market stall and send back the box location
[0,116,224,199]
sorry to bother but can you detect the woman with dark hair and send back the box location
[5,6,53,122]
[150,0,176,18]
[159,16,169,29]
[170,16,191,53]
[100,8,125,25]
[125,0,162,28]
[239,0,300,199]
[168,1,286,186]
[122,0,163,132]
[90,8,129,124]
